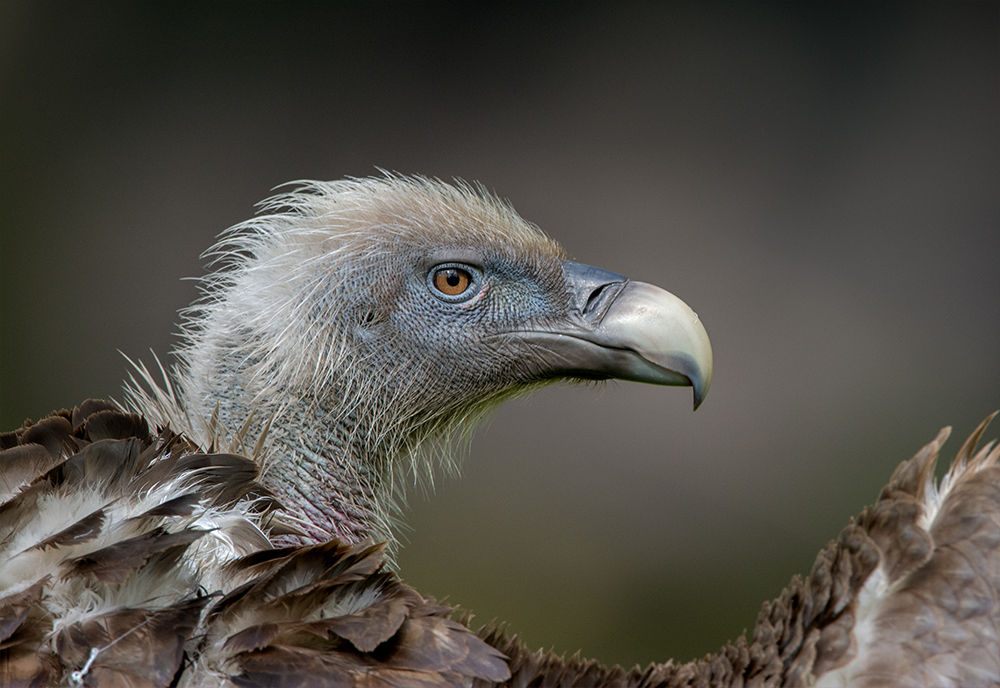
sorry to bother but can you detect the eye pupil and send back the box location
[432,266,473,297]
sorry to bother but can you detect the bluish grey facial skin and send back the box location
[517,261,713,410]
[411,252,712,411]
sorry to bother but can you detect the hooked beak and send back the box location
[518,261,713,409]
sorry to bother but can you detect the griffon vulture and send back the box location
[1,177,997,688]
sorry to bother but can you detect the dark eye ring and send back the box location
[428,264,478,301]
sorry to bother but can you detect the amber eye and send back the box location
[432,267,472,297]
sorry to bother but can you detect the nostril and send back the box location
[561,260,629,319]
[583,284,610,315]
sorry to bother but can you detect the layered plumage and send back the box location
[0,402,509,686]
[4,403,998,686]
[1,176,996,686]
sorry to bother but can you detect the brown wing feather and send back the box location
[30,507,105,550]
[64,527,208,584]
[79,407,149,442]
[0,444,62,501]
[17,413,78,459]
[0,578,56,686]
[317,578,415,652]
[55,596,208,688]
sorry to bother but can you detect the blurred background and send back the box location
[1,0,998,669]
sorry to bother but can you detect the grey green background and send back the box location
[2,1,998,669]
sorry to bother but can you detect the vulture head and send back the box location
[136,176,712,546]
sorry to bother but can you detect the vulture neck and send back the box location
[174,328,409,548]
[253,395,386,546]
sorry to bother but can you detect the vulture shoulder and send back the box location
[482,414,1000,688]
[0,402,509,687]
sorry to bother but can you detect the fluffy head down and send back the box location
[135,176,573,544]
[184,176,566,408]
